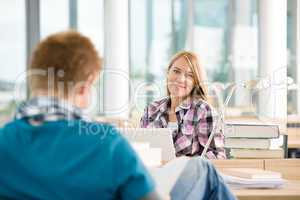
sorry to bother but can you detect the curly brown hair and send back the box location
[29,31,101,96]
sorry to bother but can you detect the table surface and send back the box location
[162,159,300,200]
[163,181,300,200]
[231,180,300,200]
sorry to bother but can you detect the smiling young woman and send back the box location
[140,51,226,159]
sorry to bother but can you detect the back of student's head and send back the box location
[29,31,101,98]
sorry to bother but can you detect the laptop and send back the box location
[118,128,176,162]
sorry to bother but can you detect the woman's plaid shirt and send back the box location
[140,97,226,159]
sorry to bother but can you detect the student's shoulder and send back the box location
[0,119,22,134]
[79,121,136,157]
[0,119,27,143]
[71,120,132,152]
[73,120,121,139]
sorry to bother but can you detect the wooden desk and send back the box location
[232,180,300,200]
[264,159,300,180]
[213,159,300,199]
[288,127,300,148]
[161,159,300,200]
[212,159,264,170]
[289,140,300,149]
[213,159,300,180]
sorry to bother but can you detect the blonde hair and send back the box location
[167,51,208,101]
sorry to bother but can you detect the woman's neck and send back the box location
[170,98,180,113]
[170,96,190,113]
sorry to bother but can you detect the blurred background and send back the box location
[0,0,298,126]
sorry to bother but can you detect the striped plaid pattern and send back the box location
[140,97,226,159]
[15,96,90,122]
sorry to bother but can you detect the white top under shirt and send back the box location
[167,122,178,131]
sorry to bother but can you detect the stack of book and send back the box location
[224,122,284,159]
[221,168,285,189]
